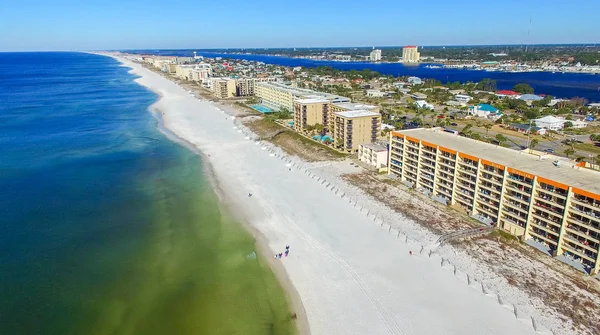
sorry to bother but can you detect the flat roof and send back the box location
[393,128,600,195]
[257,82,350,101]
[295,98,329,104]
[335,110,380,118]
[360,143,387,152]
[333,102,378,110]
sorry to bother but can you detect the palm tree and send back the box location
[483,123,493,135]
[564,147,575,158]
[529,139,539,151]
[495,134,507,146]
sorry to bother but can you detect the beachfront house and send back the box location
[454,94,472,104]
[366,89,387,97]
[495,90,520,98]
[415,100,434,110]
[468,104,502,120]
[358,143,389,171]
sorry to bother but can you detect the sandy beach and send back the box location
[106,53,564,335]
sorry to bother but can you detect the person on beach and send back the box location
[285,245,290,250]
[409,251,412,255]
[285,250,289,257]
[248,193,252,197]
[278,253,282,259]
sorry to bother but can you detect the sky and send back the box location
[1,0,599,51]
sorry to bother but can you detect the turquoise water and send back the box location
[251,104,274,113]
[0,52,294,334]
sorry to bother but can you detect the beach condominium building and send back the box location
[333,110,381,153]
[255,82,350,112]
[358,143,389,170]
[402,46,420,63]
[293,98,330,132]
[236,77,278,96]
[329,102,380,133]
[388,127,600,275]
[211,78,237,99]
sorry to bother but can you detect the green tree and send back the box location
[483,123,493,135]
[564,147,576,158]
[476,78,497,92]
[524,109,540,120]
[564,121,573,128]
[495,134,507,146]
[529,138,539,150]
[512,83,534,94]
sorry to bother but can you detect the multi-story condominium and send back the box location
[369,49,382,62]
[402,46,420,63]
[236,77,278,96]
[190,63,212,82]
[210,78,236,98]
[175,64,197,81]
[255,82,350,112]
[333,110,381,153]
[329,102,380,132]
[293,98,330,132]
[358,143,388,170]
[388,127,600,275]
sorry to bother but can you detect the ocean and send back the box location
[134,50,600,102]
[0,52,293,335]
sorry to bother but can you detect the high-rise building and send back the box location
[333,110,381,153]
[388,127,600,275]
[402,46,420,63]
[235,77,278,96]
[293,98,330,132]
[210,78,237,98]
[369,49,382,62]
[255,82,350,111]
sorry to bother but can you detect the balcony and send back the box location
[501,210,527,227]
[507,174,533,187]
[530,211,562,229]
[538,183,568,199]
[533,201,564,218]
[504,191,531,205]
[567,214,600,234]
[507,181,532,195]
[528,228,558,247]
[572,195,600,209]
[480,172,504,187]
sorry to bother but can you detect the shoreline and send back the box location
[115,56,311,334]
[97,52,581,335]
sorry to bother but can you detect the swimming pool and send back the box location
[251,104,273,114]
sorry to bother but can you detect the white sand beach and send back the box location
[109,54,560,335]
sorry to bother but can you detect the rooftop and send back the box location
[335,110,380,118]
[360,143,387,152]
[257,81,350,102]
[295,98,329,104]
[333,102,378,110]
[393,128,600,195]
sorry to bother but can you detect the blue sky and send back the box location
[1,0,599,51]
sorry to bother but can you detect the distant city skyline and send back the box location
[1,0,599,51]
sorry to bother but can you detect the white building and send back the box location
[358,143,388,170]
[366,89,387,97]
[468,104,502,120]
[415,100,434,110]
[569,119,589,129]
[454,94,472,103]
[534,116,567,131]
[369,49,382,62]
